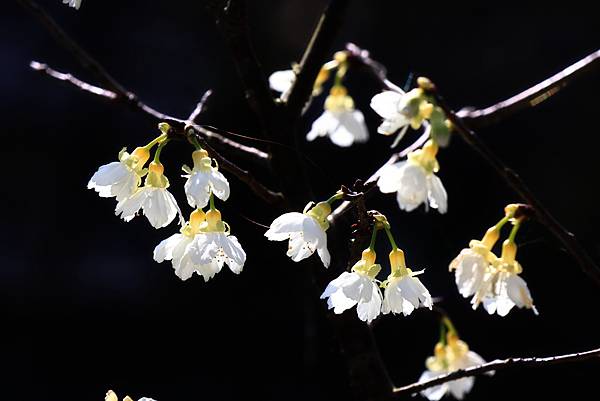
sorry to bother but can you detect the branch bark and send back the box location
[457,49,600,128]
[392,347,600,397]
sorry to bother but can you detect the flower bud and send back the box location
[189,209,206,232]
[501,239,518,263]
[131,146,150,167]
[361,248,376,266]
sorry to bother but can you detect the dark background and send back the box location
[2,1,599,400]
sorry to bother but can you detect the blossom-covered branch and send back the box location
[392,346,600,397]
[458,49,600,128]
[429,87,600,286]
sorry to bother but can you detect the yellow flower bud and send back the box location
[189,209,206,232]
[417,76,435,91]
[158,122,171,135]
[501,239,518,263]
[389,249,407,275]
[334,51,348,63]
[361,248,376,266]
[191,149,211,171]
[131,146,151,168]
[419,102,434,120]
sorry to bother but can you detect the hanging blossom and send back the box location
[265,199,337,268]
[115,160,181,229]
[182,149,230,209]
[378,139,447,214]
[154,206,246,281]
[105,390,156,401]
[269,58,333,98]
[450,206,537,316]
[370,87,431,137]
[418,331,490,400]
[88,146,150,202]
[307,85,369,147]
[320,248,383,323]
[62,0,82,9]
[381,248,433,316]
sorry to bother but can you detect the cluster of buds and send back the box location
[88,123,246,282]
[320,212,433,323]
[450,204,537,316]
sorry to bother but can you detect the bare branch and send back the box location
[457,49,600,128]
[30,61,117,99]
[286,0,350,116]
[393,347,600,396]
[432,88,600,286]
[187,90,213,123]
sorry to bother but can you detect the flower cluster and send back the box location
[450,205,537,316]
[320,213,433,323]
[62,0,82,10]
[418,322,490,400]
[105,390,155,401]
[88,123,246,282]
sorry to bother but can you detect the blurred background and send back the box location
[2,1,599,400]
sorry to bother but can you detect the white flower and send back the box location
[449,243,491,298]
[307,86,369,147]
[471,241,538,316]
[320,250,382,323]
[105,390,156,401]
[183,149,230,209]
[88,147,149,201]
[154,209,246,280]
[382,249,433,316]
[63,0,82,9]
[115,161,181,229]
[377,140,447,214]
[370,88,432,135]
[419,335,490,400]
[264,202,332,267]
[268,69,295,94]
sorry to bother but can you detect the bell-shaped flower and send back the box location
[265,201,332,267]
[370,88,433,136]
[187,208,246,276]
[471,240,537,316]
[63,0,82,9]
[182,149,230,209]
[377,140,447,214]
[382,249,433,316]
[307,86,368,147]
[449,227,500,298]
[115,161,181,229]
[320,249,383,323]
[88,147,149,201]
[153,209,220,281]
[269,69,296,94]
[418,333,490,400]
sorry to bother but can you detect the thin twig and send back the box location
[457,49,600,128]
[433,89,600,285]
[392,347,600,396]
[286,0,350,116]
[30,61,117,99]
[187,90,213,123]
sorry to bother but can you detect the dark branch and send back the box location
[433,89,600,286]
[457,49,600,128]
[286,0,350,116]
[393,347,600,396]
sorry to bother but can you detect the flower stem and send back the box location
[369,227,379,250]
[508,220,521,243]
[209,191,216,211]
[190,134,203,150]
[439,321,447,345]
[144,133,167,150]
[442,316,458,337]
[326,191,344,205]
[153,138,170,163]
[384,227,398,250]
[493,215,511,231]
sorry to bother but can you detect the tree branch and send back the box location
[30,61,117,99]
[432,88,600,286]
[286,0,350,116]
[392,347,600,396]
[187,89,213,123]
[457,49,600,128]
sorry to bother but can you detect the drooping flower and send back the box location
[449,227,499,298]
[377,140,447,213]
[265,201,332,267]
[307,86,369,147]
[471,240,537,316]
[62,0,82,10]
[370,88,433,136]
[105,389,156,401]
[320,249,383,323]
[182,149,230,209]
[418,333,490,400]
[153,209,219,281]
[268,69,296,94]
[88,147,149,201]
[382,249,433,316]
[115,161,181,229]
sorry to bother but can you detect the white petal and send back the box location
[427,174,448,214]
[370,91,404,119]
[153,233,184,262]
[356,283,382,323]
[395,164,428,212]
[264,212,307,241]
[269,69,295,93]
[317,244,331,268]
[220,235,246,274]
[418,370,448,401]
[115,190,147,222]
[377,162,405,194]
[143,188,179,228]
[447,377,474,400]
[209,169,230,202]
[184,171,210,209]
[307,111,337,142]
